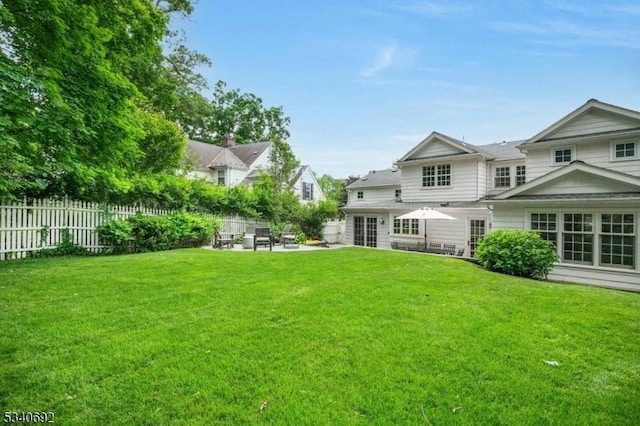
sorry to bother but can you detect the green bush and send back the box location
[298,200,338,239]
[97,212,220,253]
[475,229,557,280]
[28,229,92,258]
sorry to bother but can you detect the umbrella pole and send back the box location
[423,220,427,252]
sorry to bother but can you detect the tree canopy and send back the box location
[0,0,308,222]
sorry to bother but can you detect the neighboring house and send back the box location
[290,165,326,204]
[186,136,271,187]
[343,99,640,290]
[185,136,325,203]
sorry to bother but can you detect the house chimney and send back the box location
[222,135,236,148]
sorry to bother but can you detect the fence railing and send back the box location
[0,198,264,260]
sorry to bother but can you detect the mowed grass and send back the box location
[0,248,638,425]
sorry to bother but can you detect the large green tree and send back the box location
[0,0,196,200]
[192,80,291,144]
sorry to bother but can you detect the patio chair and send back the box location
[213,231,234,250]
[442,244,456,255]
[253,227,274,251]
[427,242,442,254]
[280,224,298,248]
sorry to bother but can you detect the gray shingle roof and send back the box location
[473,140,525,159]
[187,140,271,170]
[347,169,401,189]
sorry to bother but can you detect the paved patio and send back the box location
[204,242,346,252]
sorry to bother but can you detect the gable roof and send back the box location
[520,99,640,146]
[187,140,271,170]
[397,132,475,163]
[347,169,401,189]
[487,160,640,202]
[397,131,524,165]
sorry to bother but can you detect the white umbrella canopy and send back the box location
[396,207,457,250]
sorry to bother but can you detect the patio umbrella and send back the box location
[396,207,457,250]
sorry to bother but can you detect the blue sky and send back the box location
[175,1,640,178]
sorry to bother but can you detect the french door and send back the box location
[354,216,377,247]
[468,218,486,257]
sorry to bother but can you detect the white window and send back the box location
[394,189,401,199]
[356,191,364,200]
[393,216,419,235]
[494,167,511,188]
[563,213,594,265]
[552,146,574,165]
[302,182,314,200]
[422,164,451,188]
[217,170,226,185]
[531,213,557,247]
[600,214,635,269]
[516,165,526,186]
[611,141,637,160]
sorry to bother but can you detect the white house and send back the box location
[185,136,325,203]
[343,99,640,291]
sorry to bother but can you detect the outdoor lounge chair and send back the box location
[213,231,234,250]
[253,227,273,251]
[280,224,298,248]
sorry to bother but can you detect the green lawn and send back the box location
[1,248,638,425]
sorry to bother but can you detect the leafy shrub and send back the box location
[28,229,92,258]
[97,212,220,253]
[298,200,338,239]
[475,229,558,280]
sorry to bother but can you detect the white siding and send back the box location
[412,139,464,158]
[525,138,640,181]
[387,207,490,254]
[491,205,526,230]
[547,110,639,139]
[347,187,397,205]
[401,158,481,202]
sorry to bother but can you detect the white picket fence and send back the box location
[0,198,263,260]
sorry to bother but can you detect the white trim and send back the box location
[550,145,576,166]
[524,208,638,272]
[610,139,638,162]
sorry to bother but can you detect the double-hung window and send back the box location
[217,170,226,185]
[393,217,419,235]
[600,214,635,268]
[563,214,594,264]
[515,165,526,186]
[531,213,557,246]
[494,167,511,188]
[422,164,451,188]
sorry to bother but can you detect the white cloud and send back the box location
[360,41,418,78]
[361,41,400,78]
[397,1,474,18]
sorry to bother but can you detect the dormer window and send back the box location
[217,170,226,185]
[553,146,574,165]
